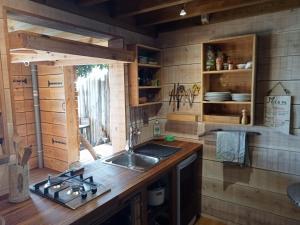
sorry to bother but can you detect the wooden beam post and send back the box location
[108,38,127,152]
[0,7,14,155]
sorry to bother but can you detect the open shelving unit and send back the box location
[128,44,162,107]
[200,34,256,125]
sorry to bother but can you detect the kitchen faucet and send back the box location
[127,125,141,153]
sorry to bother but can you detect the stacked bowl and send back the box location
[231,93,251,102]
[204,92,231,101]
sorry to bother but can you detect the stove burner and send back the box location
[44,175,64,188]
[71,184,81,192]
[30,168,111,209]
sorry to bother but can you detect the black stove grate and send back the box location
[30,168,110,209]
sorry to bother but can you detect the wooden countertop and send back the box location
[0,140,202,225]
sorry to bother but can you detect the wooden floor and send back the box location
[196,217,227,225]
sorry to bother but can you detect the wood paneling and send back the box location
[40,111,66,125]
[10,63,37,169]
[202,196,300,225]
[38,65,79,171]
[158,8,300,225]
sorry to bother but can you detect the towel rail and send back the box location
[198,129,261,137]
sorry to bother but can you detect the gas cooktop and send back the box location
[30,168,111,209]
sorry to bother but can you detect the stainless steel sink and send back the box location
[103,152,160,172]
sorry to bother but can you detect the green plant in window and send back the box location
[75,64,108,77]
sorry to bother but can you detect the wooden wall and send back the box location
[158,8,300,225]
[10,63,38,169]
[38,65,79,172]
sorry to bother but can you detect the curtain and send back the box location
[76,67,110,146]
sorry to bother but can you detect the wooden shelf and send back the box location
[203,101,251,104]
[203,121,252,126]
[138,102,162,106]
[200,34,256,126]
[138,63,161,68]
[128,44,162,107]
[139,86,161,89]
[202,69,252,74]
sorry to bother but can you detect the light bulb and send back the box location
[180,8,186,16]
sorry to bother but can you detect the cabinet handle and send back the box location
[13,78,27,84]
[52,138,66,145]
[48,80,63,87]
[61,102,66,111]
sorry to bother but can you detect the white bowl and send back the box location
[237,64,246,69]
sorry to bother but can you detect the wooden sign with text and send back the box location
[264,95,291,134]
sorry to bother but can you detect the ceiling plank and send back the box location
[136,0,271,27]
[157,0,300,32]
[9,31,135,63]
[113,0,194,17]
[78,0,110,7]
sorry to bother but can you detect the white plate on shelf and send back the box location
[205,92,231,96]
[205,97,231,101]
[231,93,251,101]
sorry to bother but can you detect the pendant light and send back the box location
[179,4,187,17]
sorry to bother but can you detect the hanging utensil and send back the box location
[169,87,174,106]
[172,83,176,112]
[20,146,32,167]
[176,85,185,110]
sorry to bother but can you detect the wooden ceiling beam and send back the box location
[157,0,300,32]
[10,50,117,65]
[136,0,271,27]
[78,0,110,7]
[113,0,194,17]
[9,31,134,63]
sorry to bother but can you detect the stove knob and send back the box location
[91,186,97,194]
[81,191,87,199]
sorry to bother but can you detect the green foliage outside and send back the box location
[75,64,108,77]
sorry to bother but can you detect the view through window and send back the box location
[76,65,110,148]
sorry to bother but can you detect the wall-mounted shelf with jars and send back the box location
[200,34,256,125]
[128,44,162,107]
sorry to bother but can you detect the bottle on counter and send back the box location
[153,120,161,137]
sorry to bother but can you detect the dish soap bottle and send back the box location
[153,120,161,137]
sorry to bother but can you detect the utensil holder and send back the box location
[8,164,30,203]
